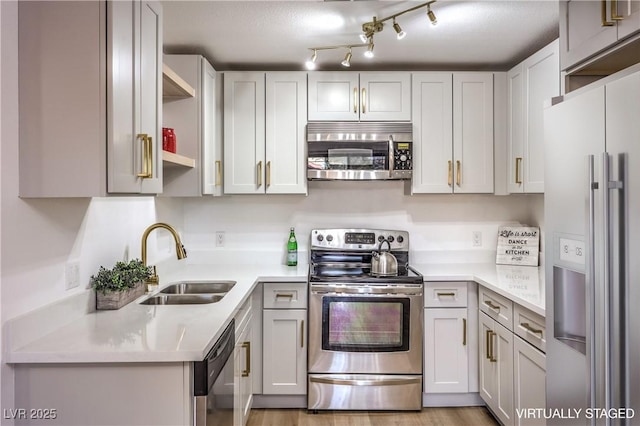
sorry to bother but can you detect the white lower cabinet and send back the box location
[262,282,308,396]
[235,297,254,426]
[514,336,546,426]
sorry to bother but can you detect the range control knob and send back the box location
[400,154,408,162]
[378,235,385,242]
[397,235,404,243]
[326,235,334,242]
[387,236,395,243]
[317,235,324,242]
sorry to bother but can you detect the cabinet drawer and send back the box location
[263,282,307,309]
[424,282,468,307]
[479,287,513,331]
[235,296,253,333]
[513,304,546,353]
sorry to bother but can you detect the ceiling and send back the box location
[162,0,560,72]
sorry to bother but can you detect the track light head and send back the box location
[364,43,374,59]
[393,18,406,40]
[341,49,352,67]
[359,33,369,43]
[427,5,437,26]
[305,50,317,70]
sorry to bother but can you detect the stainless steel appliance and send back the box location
[307,122,413,180]
[544,67,640,425]
[194,320,235,426]
[307,228,423,411]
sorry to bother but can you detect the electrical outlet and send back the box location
[215,231,225,247]
[65,260,80,290]
[472,231,482,247]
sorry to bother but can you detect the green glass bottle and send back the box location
[287,227,298,266]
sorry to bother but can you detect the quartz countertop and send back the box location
[7,261,544,364]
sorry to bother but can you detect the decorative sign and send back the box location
[496,226,540,266]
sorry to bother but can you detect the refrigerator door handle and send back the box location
[602,152,613,426]
[588,154,598,423]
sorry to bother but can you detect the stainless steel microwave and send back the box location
[307,122,413,181]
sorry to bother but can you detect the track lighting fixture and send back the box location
[427,4,438,26]
[304,0,438,68]
[305,50,318,70]
[393,18,406,40]
[341,49,352,67]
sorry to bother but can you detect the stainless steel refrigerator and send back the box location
[544,65,640,425]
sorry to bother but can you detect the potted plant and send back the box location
[91,259,153,310]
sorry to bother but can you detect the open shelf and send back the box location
[162,63,196,99]
[162,150,196,168]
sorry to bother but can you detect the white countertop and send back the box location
[7,261,544,364]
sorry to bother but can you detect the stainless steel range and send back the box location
[307,228,423,411]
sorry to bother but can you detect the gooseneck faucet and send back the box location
[141,222,187,291]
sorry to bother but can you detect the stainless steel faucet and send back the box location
[141,222,187,291]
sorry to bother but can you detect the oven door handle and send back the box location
[310,285,422,295]
[309,376,421,387]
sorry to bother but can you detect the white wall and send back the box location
[183,181,544,264]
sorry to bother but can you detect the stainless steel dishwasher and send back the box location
[194,319,235,426]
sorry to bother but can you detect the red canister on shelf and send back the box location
[162,127,176,153]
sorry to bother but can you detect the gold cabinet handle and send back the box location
[447,160,453,186]
[361,88,366,114]
[215,160,222,186]
[612,0,624,20]
[602,0,615,25]
[485,329,492,359]
[275,293,294,299]
[456,160,461,186]
[241,341,251,377]
[136,133,152,178]
[353,87,358,114]
[484,300,501,311]
[462,318,467,346]
[437,292,456,297]
[489,331,497,362]
[515,157,523,184]
[266,160,271,187]
[257,161,263,187]
[301,319,305,348]
[521,322,544,336]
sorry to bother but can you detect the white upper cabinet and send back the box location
[18,0,163,197]
[411,72,494,194]
[560,0,640,72]
[308,72,411,121]
[224,72,307,195]
[108,0,163,194]
[507,40,560,194]
[161,55,221,197]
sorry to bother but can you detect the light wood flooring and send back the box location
[247,407,499,426]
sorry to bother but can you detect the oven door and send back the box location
[308,284,423,375]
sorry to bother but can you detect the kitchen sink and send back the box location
[160,280,236,294]
[140,294,224,305]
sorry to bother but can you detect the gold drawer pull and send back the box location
[257,161,263,187]
[447,160,453,186]
[515,157,523,184]
[275,293,294,299]
[521,322,544,336]
[137,133,152,178]
[462,318,467,346]
[484,300,501,311]
[215,160,222,186]
[612,0,624,20]
[456,160,461,186]
[602,0,615,25]
[301,319,305,348]
[241,341,251,377]
[489,331,497,362]
[485,329,492,359]
[437,292,456,297]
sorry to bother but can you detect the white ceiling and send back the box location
[162,0,559,72]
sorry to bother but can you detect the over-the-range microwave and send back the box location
[307,122,413,181]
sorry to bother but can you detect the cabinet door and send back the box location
[494,323,515,426]
[522,40,560,193]
[202,59,222,196]
[479,312,498,408]
[424,308,468,393]
[224,72,266,194]
[507,63,525,194]
[453,73,494,193]
[262,309,307,395]
[265,72,308,194]
[235,319,253,426]
[108,0,163,194]
[559,0,618,71]
[514,336,546,426]
[308,72,359,121]
[360,72,411,121]
[411,73,454,194]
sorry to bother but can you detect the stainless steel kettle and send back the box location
[371,239,398,277]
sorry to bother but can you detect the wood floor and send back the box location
[247,407,499,426]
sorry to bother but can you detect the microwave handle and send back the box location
[388,135,395,177]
